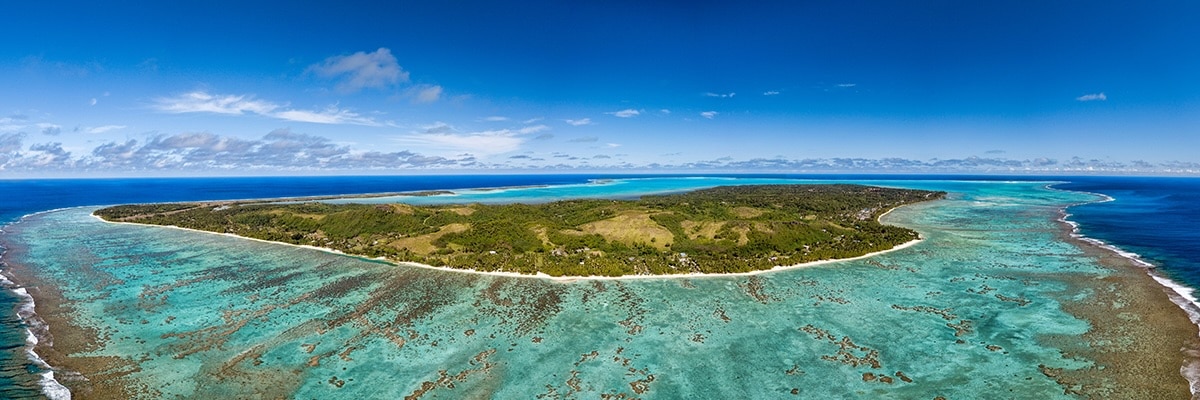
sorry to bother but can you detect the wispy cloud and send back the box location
[0,117,67,138]
[19,56,101,78]
[307,48,408,93]
[569,136,599,143]
[836,83,856,88]
[38,123,62,136]
[660,109,671,114]
[0,132,25,155]
[517,125,550,134]
[153,91,276,115]
[484,116,509,122]
[399,132,521,156]
[396,123,550,156]
[763,90,780,96]
[138,58,159,72]
[153,91,383,126]
[704,92,736,98]
[85,125,126,134]
[1076,92,1107,102]
[700,111,718,119]
[607,109,640,118]
[564,118,592,126]
[273,107,378,126]
[413,85,443,103]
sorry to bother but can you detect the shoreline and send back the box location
[2,216,146,400]
[93,213,924,282]
[0,211,78,400]
[1046,183,1200,397]
[0,271,72,400]
[1048,182,1200,325]
[91,182,937,282]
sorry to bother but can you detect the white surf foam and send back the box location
[3,216,73,399]
[38,371,72,400]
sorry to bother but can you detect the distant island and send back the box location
[94,184,945,277]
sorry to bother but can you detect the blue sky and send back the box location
[1,1,1198,176]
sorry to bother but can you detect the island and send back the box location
[94,184,945,277]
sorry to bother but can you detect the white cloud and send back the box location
[154,91,277,115]
[85,125,126,134]
[420,121,453,134]
[700,111,718,119]
[660,109,671,114]
[1076,92,1107,102]
[38,123,62,136]
[518,125,550,134]
[607,109,640,118]
[606,143,621,148]
[273,107,379,126]
[18,142,72,168]
[0,119,65,136]
[89,98,98,106]
[153,91,383,126]
[0,123,23,133]
[763,91,780,96]
[0,132,25,153]
[564,118,592,126]
[396,123,550,156]
[400,133,523,156]
[704,92,735,98]
[308,48,407,92]
[484,116,509,122]
[836,83,856,88]
[523,117,544,124]
[414,85,443,103]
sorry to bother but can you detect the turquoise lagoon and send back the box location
[1,178,1164,398]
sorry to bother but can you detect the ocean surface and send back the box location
[1054,177,1200,299]
[0,174,1196,398]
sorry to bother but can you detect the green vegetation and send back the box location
[94,185,944,277]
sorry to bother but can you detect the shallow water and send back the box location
[0,174,603,399]
[0,178,1128,398]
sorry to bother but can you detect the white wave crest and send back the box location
[3,269,71,399]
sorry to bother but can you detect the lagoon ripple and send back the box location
[2,178,1195,398]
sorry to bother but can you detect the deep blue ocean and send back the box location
[0,174,1196,398]
[1055,177,1200,297]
